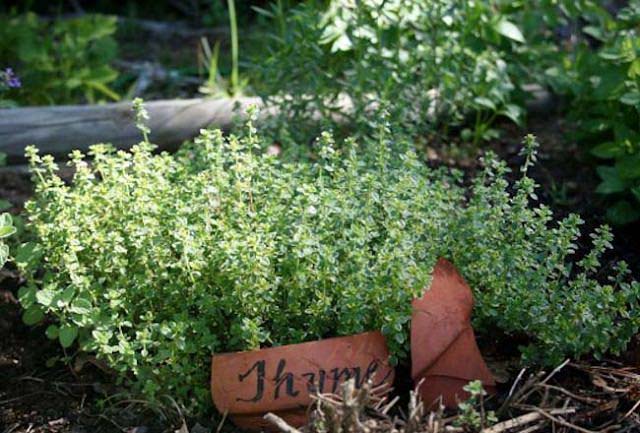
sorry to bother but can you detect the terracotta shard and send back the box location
[411,258,496,407]
[211,331,395,431]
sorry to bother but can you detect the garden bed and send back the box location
[3,2,640,431]
[2,114,639,433]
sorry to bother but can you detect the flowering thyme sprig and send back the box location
[0,68,21,90]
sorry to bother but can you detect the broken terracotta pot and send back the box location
[411,258,496,407]
[211,331,394,431]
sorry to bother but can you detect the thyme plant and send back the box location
[0,213,15,268]
[18,118,640,412]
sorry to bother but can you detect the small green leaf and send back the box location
[495,19,525,43]
[57,286,76,306]
[0,244,8,267]
[0,212,13,227]
[69,298,92,315]
[46,324,59,340]
[331,34,352,52]
[45,357,59,368]
[22,306,44,325]
[36,288,55,307]
[59,325,78,348]
[0,200,11,211]
[14,242,43,269]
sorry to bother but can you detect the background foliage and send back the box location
[0,13,119,106]
[254,0,528,148]
[542,1,640,224]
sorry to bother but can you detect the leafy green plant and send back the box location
[18,106,640,412]
[198,0,248,97]
[541,1,640,224]
[455,381,497,431]
[0,213,16,268]
[254,0,528,148]
[0,13,119,106]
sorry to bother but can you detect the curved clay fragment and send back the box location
[411,258,496,407]
[211,331,394,431]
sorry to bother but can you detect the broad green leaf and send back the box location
[473,97,496,110]
[600,48,624,61]
[22,306,44,325]
[596,165,619,181]
[591,142,626,159]
[0,225,16,239]
[500,104,524,125]
[596,166,627,194]
[583,26,605,41]
[596,180,627,194]
[495,19,525,43]
[59,325,78,348]
[629,59,640,79]
[620,91,640,106]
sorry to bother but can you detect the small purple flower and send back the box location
[1,68,21,89]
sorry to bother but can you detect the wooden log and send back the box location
[0,97,264,162]
[0,88,553,165]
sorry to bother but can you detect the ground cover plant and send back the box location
[13,104,640,414]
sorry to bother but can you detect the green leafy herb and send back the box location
[20,111,639,412]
